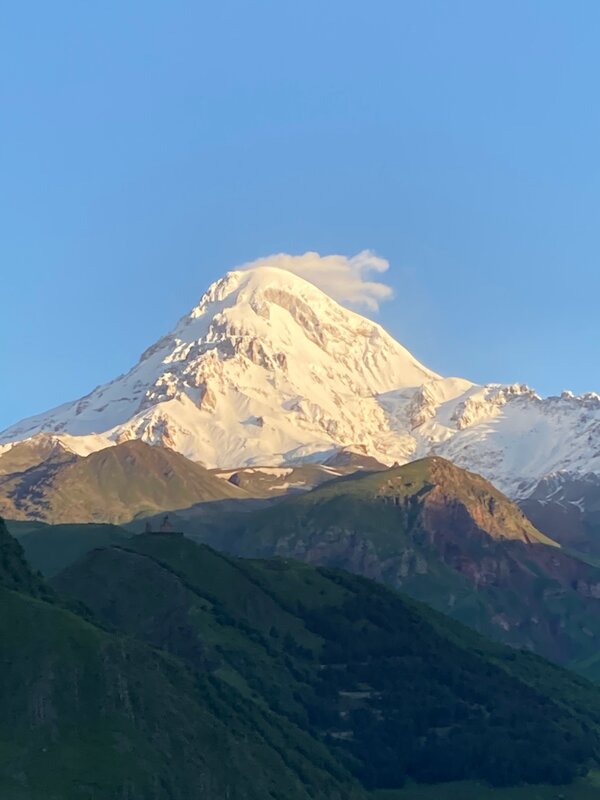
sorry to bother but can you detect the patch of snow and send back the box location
[247,468,294,478]
[267,481,307,491]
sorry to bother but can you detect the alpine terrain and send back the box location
[2,264,600,508]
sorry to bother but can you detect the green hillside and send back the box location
[54,531,600,790]
[17,522,132,577]
[5,502,600,796]
[203,457,600,671]
[4,519,49,537]
[0,519,363,800]
[0,518,51,600]
[375,771,600,799]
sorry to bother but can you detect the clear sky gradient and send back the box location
[1,1,599,430]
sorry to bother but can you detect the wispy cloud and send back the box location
[240,250,393,311]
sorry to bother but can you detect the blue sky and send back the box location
[1,1,599,430]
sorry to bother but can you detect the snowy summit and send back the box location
[2,263,600,498]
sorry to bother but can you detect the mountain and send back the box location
[322,447,387,470]
[0,433,76,476]
[2,264,600,499]
[0,267,436,468]
[0,439,246,524]
[0,517,365,800]
[520,472,600,558]
[53,530,600,790]
[214,457,383,498]
[196,457,600,671]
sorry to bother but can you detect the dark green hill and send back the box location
[0,517,51,600]
[0,518,362,800]
[54,532,600,790]
[17,522,132,577]
[4,519,49,537]
[196,457,600,672]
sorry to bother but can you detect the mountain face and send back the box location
[53,531,600,789]
[2,265,599,499]
[0,267,436,469]
[0,433,76,476]
[0,440,246,524]
[197,457,600,671]
[520,472,600,558]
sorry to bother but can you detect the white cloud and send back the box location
[239,250,393,311]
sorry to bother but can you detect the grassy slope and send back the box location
[226,456,557,550]
[0,520,362,800]
[4,519,49,537]
[572,651,600,682]
[54,533,600,790]
[0,586,362,800]
[9,454,600,677]
[17,523,132,576]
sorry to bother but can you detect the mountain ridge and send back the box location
[0,439,246,524]
[196,456,600,670]
[2,264,600,498]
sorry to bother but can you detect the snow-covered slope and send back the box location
[2,265,599,498]
[379,382,600,496]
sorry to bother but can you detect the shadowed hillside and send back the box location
[54,531,600,790]
[0,518,362,800]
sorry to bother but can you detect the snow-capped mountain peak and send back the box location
[2,263,600,497]
[0,266,438,467]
